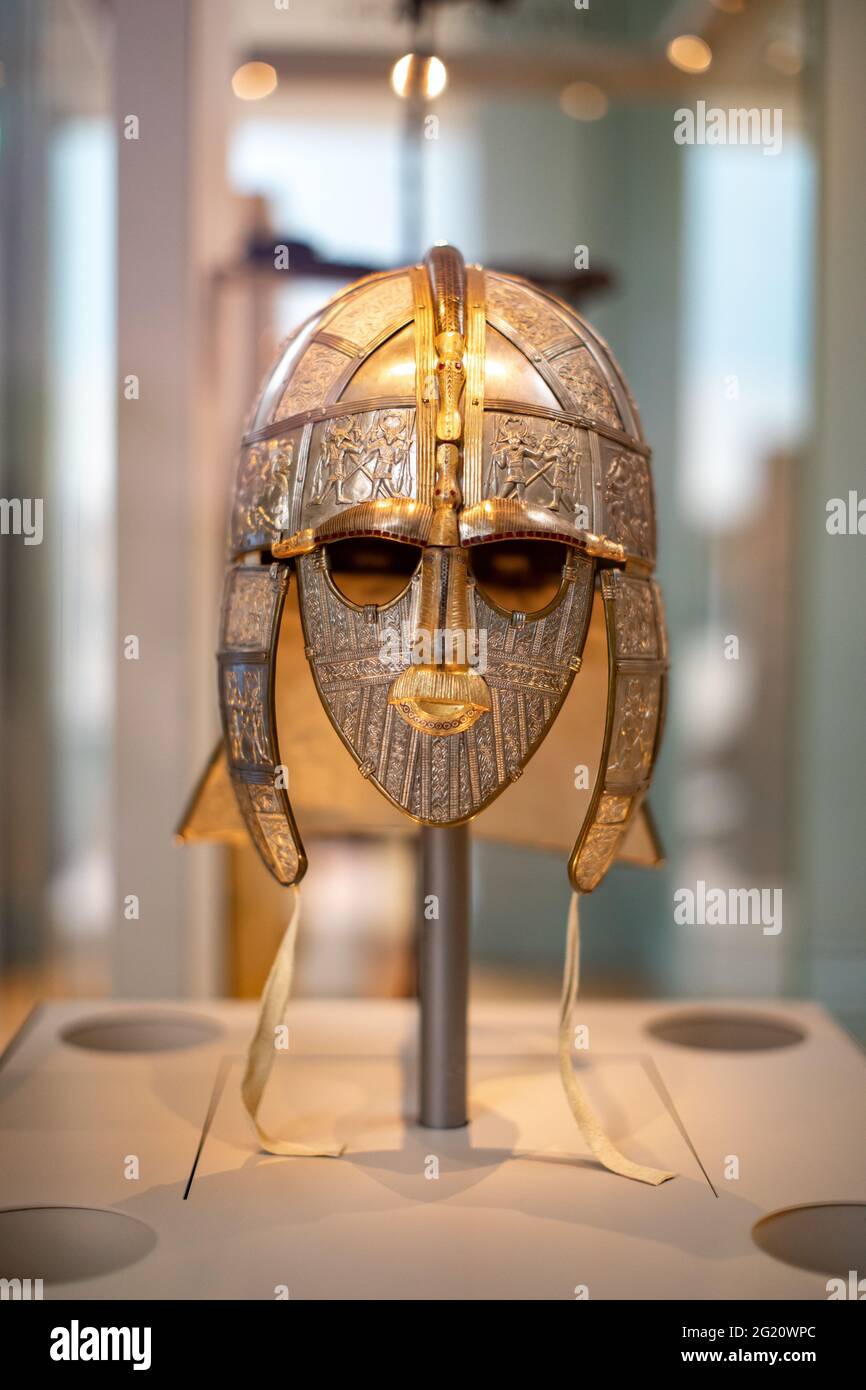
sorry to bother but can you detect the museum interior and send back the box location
[0,0,863,1052]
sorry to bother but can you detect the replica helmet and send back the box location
[185,245,666,896]
[180,245,672,1186]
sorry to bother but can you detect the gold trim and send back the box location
[315,330,365,358]
[463,265,486,506]
[243,394,416,448]
[459,497,627,561]
[424,246,466,443]
[411,264,437,503]
[272,527,316,558]
[273,499,433,557]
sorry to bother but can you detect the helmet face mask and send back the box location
[294,528,595,821]
[195,246,666,894]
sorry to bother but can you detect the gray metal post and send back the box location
[418,824,469,1128]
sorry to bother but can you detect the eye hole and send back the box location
[470,540,569,613]
[326,537,422,606]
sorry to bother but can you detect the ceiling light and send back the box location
[559,81,609,121]
[666,35,713,75]
[231,62,278,101]
[391,53,448,101]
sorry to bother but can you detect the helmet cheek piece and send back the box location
[217,561,306,885]
[569,569,667,893]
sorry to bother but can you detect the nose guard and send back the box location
[387,449,491,738]
[386,552,492,738]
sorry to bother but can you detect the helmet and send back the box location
[196,245,666,895]
[181,245,672,1186]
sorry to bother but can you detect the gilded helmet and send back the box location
[189,245,666,896]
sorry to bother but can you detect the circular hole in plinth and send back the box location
[646,1010,805,1052]
[0,1206,157,1283]
[752,1203,866,1277]
[61,1010,220,1053]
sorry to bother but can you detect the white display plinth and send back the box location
[1,999,863,1300]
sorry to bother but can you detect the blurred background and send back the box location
[1,0,863,1044]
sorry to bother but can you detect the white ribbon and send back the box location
[244,883,672,1181]
[242,885,345,1157]
[559,892,675,1186]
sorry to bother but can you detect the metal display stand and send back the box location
[418,824,469,1128]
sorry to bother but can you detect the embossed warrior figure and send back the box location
[534,419,576,514]
[312,416,365,505]
[224,670,269,766]
[364,410,410,500]
[491,415,533,499]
